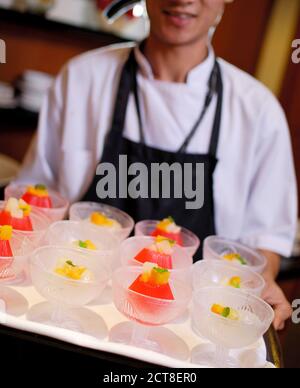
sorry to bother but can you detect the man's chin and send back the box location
[156,34,205,47]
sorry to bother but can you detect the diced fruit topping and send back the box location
[151,217,183,245]
[228,276,241,289]
[149,236,176,255]
[21,184,53,208]
[5,198,32,218]
[140,262,171,286]
[55,259,93,281]
[156,217,181,234]
[90,212,120,229]
[26,184,49,197]
[0,226,13,241]
[211,304,239,320]
[223,253,247,266]
[77,240,97,250]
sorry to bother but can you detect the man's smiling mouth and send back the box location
[163,10,197,19]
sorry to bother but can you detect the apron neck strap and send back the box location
[108,48,223,158]
[208,60,223,158]
[107,50,136,148]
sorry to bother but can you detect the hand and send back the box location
[262,279,292,331]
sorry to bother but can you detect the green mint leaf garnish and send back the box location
[238,255,247,265]
[66,260,76,267]
[79,240,87,249]
[222,307,231,318]
[35,184,47,191]
[153,267,169,274]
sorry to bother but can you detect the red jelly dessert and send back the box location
[0,198,33,232]
[0,226,13,257]
[129,263,174,300]
[22,184,53,209]
[0,225,14,278]
[151,217,183,246]
[134,236,175,269]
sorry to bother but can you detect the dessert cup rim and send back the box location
[48,220,120,253]
[193,286,275,323]
[0,201,50,232]
[121,236,194,267]
[194,260,266,287]
[204,236,267,270]
[31,245,110,286]
[135,220,200,243]
[5,183,70,210]
[70,201,134,229]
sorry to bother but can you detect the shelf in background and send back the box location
[0,7,128,45]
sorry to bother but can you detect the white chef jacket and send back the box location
[17,42,298,257]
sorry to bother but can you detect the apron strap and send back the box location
[179,60,223,156]
[107,48,223,159]
[208,61,223,158]
[106,50,137,150]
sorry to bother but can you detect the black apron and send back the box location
[83,49,223,261]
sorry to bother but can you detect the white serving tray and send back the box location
[0,281,275,369]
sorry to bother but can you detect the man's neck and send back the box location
[143,36,209,83]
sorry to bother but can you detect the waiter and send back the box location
[17,0,297,330]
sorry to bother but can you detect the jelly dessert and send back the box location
[151,217,183,246]
[22,184,53,209]
[129,262,174,300]
[0,225,13,257]
[0,225,14,278]
[135,236,175,269]
[211,304,239,320]
[223,253,248,266]
[54,259,94,282]
[74,240,97,251]
[90,212,121,230]
[0,198,33,231]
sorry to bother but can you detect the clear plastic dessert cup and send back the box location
[0,201,50,247]
[191,287,274,368]
[193,260,266,297]
[29,246,110,330]
[135,220,200,258]
[46,221,121,272]
[121,236,193,271]
[203,236,267,274]
[0,230,35,284]
[69,202,134,241]
[5,184,69,223]
[110,266,192,354]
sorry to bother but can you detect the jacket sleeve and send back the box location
[16,66,68,190]
[239,96,298,257]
